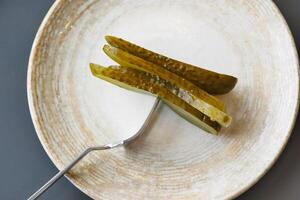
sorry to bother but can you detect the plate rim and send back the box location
[27,0,300,199]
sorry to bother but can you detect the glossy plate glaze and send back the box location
[27,0,299,199]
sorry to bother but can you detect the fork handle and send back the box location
[27,146,109,200]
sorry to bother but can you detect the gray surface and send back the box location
[0,0,299,199]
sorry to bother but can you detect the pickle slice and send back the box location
[102,45,231,127]
[105,35,237,95]
[90,63,221,134]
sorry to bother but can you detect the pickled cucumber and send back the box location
[103,45,231,127]
[105,35,237,95]
[90,63,221,134]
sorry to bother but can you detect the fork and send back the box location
[28,97,161,200]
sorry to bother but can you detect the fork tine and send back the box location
[124,97,161,145]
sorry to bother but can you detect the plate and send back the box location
[27,0,299,199]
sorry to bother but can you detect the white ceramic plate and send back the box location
[28,0,299,199]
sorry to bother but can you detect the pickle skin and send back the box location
[102,45,232,127]
[90,63,221,135]
[105,35,238,95]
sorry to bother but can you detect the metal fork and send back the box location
[28,97,161,200]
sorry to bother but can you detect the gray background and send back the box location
[0,0,299,199]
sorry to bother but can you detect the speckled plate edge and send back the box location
[27,0,300,199]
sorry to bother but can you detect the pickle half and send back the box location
[102,45,232,127]
[90,63,221,135]
[105,35,237,95]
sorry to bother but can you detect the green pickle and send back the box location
[105,35,237,95]
[90,64,221,135]
[102,45,232,127]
